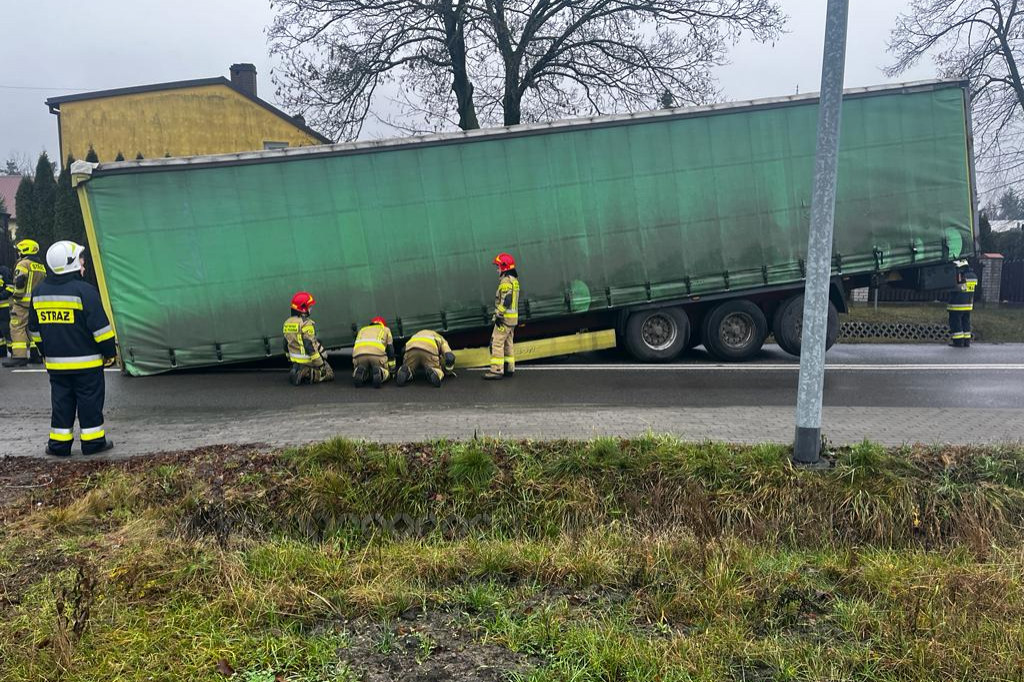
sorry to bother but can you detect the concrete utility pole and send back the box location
[793,0,850,464]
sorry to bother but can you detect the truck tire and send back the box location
[624,307,690,362]
[772,295,839,357]
[701,300,768,362]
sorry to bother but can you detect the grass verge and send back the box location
[2,438,1024,681]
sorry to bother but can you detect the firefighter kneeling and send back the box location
[29,241,116,456]
[283,291,335,385]
[397,330,456,387]
[352,316,395,387]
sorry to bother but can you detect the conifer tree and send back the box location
[13,175,35,243]
[31,153,57,249]
[54,155,87,247]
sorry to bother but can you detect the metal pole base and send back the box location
[793,426,829,467]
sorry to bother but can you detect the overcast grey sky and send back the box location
[1,0,935,165]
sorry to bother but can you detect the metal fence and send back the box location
[1001,261,1024,303]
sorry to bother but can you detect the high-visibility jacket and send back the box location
[27,272,117,372]
[947,268,978,312]
[283,314,325,364]
[406,329,453,362]
[494,274,520,326]
[12,255,47,305]
[353,323,394,360]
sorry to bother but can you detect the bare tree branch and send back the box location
[268,0,479,139]
[269,0,784,138]
[888,0,1024,190]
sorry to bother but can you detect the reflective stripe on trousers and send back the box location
[48,370,107,455]
[80,425,106,441]
[489,324,515,374]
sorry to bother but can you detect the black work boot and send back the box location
[427,369,442,388]
[83,440,114,455]
[3,356,28,368]
[482,371,503,381]
[504,363,515,378]
[396,365,412,387]
[353,365,368,387]
[371,366,384,389]
[289,364,303,386]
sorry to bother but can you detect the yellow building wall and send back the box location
[58,84,323,162]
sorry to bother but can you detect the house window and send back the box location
[263,141,289,150]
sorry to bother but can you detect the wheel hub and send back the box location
[720,312,755,350]
[641,313,678,351]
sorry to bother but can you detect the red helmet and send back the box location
[291,291,316,314]
[371,316,387,326]
[493,252,516,272]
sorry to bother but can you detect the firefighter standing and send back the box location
[483,253,520,380]
[948,259,978,348]
[283,291,335,385]
[352,316,395,387]
[28,241,116,456]
[397,329,456,387]
[0,265,12,359]
[3,239,48,367]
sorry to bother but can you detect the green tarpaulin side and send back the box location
[82,83,973,376]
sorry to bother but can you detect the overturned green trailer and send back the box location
[74,79,976,376]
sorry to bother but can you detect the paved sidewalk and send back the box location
[2,404,1022,458]
[3,344,1023,458]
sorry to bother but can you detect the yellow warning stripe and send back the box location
[454,329,616,369]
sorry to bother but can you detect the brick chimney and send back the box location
[229,63,257,98]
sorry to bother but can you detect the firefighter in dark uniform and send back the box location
[947,259,978,348]
[0,265,12,358]
[28,241,116,456]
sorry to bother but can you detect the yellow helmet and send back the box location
[15,239,40,256]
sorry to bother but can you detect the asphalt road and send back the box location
[2,343,1023,457]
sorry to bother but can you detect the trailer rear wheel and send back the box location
[701,300,768,362]
[772,295,839,357]
[624,307,690,361]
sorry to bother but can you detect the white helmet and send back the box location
[953,259,969,268]
[46,240,86,275]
